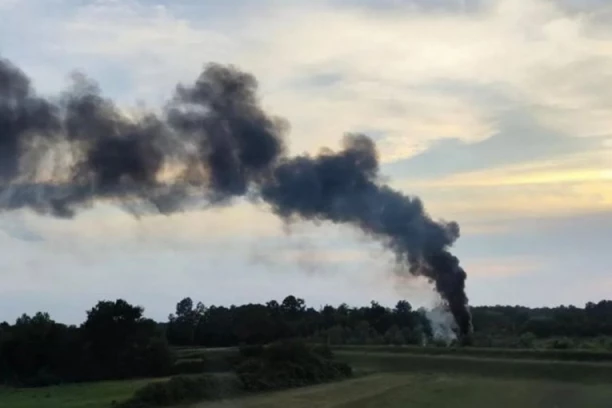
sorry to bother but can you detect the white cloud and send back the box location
[1,200,285,248]
[464,255,545,279]
[1,0,611,315]
[0,206,430,322]
[5,0,610,162]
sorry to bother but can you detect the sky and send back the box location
[0,0,611,324]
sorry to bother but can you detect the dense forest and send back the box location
[1,296,612,386]
[0,300,173,386]
[163,296,612,349]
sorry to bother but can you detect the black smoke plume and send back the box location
[0,56,472,336]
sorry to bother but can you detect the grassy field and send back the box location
[195,373,612,408]
[5,371,610,408]
[4,347,612,408]
[337,350,612,383]
[193,349,612,407]
[0,378,166,408]
[175,344,612,363]
[333,344,612,362]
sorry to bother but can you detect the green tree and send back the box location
[167,297,205,346]
[82,299,173,379]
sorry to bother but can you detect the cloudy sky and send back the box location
[1,0,611,323]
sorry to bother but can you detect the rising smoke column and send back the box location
[260,135,472,336]
[0,56,472,336]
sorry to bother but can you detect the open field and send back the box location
[333,344,612,362]
[4,370,611,408]
[0,378,166,408]
[4,347,612,408]
[195,373,612,408]
[337,350,612,383]
[173,346,612,382]
[174,344,612,363]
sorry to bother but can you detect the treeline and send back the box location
[0,300,174,386]
[165,297,612,349]
[165,296,431,347]
[3,296,612,387]
[473,301,612,338]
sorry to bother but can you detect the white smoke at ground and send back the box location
[424,303,458,345]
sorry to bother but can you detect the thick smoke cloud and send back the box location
[167,65,286,196]
[262,135,471,335]
[0,59,59,182]
[0,56,472,336]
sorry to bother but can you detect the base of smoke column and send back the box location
[458,333,474,347]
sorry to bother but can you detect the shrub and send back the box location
[172,359,209,375]
[138,338,175,377]
[235,340,352,392]
[122,342,354,408]
[311,344,334,359]
[173,350,238,374]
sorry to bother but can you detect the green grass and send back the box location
[176,344,612,363]
[6,347,612,408]
[332,344,612,362]
[0,378,165,408]
[337,350,612,383]
[174,347,237,360]
[192,349,612,407]
[194,373,612,408]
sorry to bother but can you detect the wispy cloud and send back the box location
[464,256,545,279]
[5,0,611,162]
[394,146,612,220]
[0,200,287,250]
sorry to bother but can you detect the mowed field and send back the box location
[0,378,167,408]
[196,349,612,408]
[3,348,612,408]
[335,349,612,383]
[197,373,612,408]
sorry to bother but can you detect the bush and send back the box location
[122,342,354,407]
[172,349,238,374]
[138,338,175,377]
[172,359,209,375]
[311,344,334,359]
[119,374,242,407]
[235,340,352,392]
